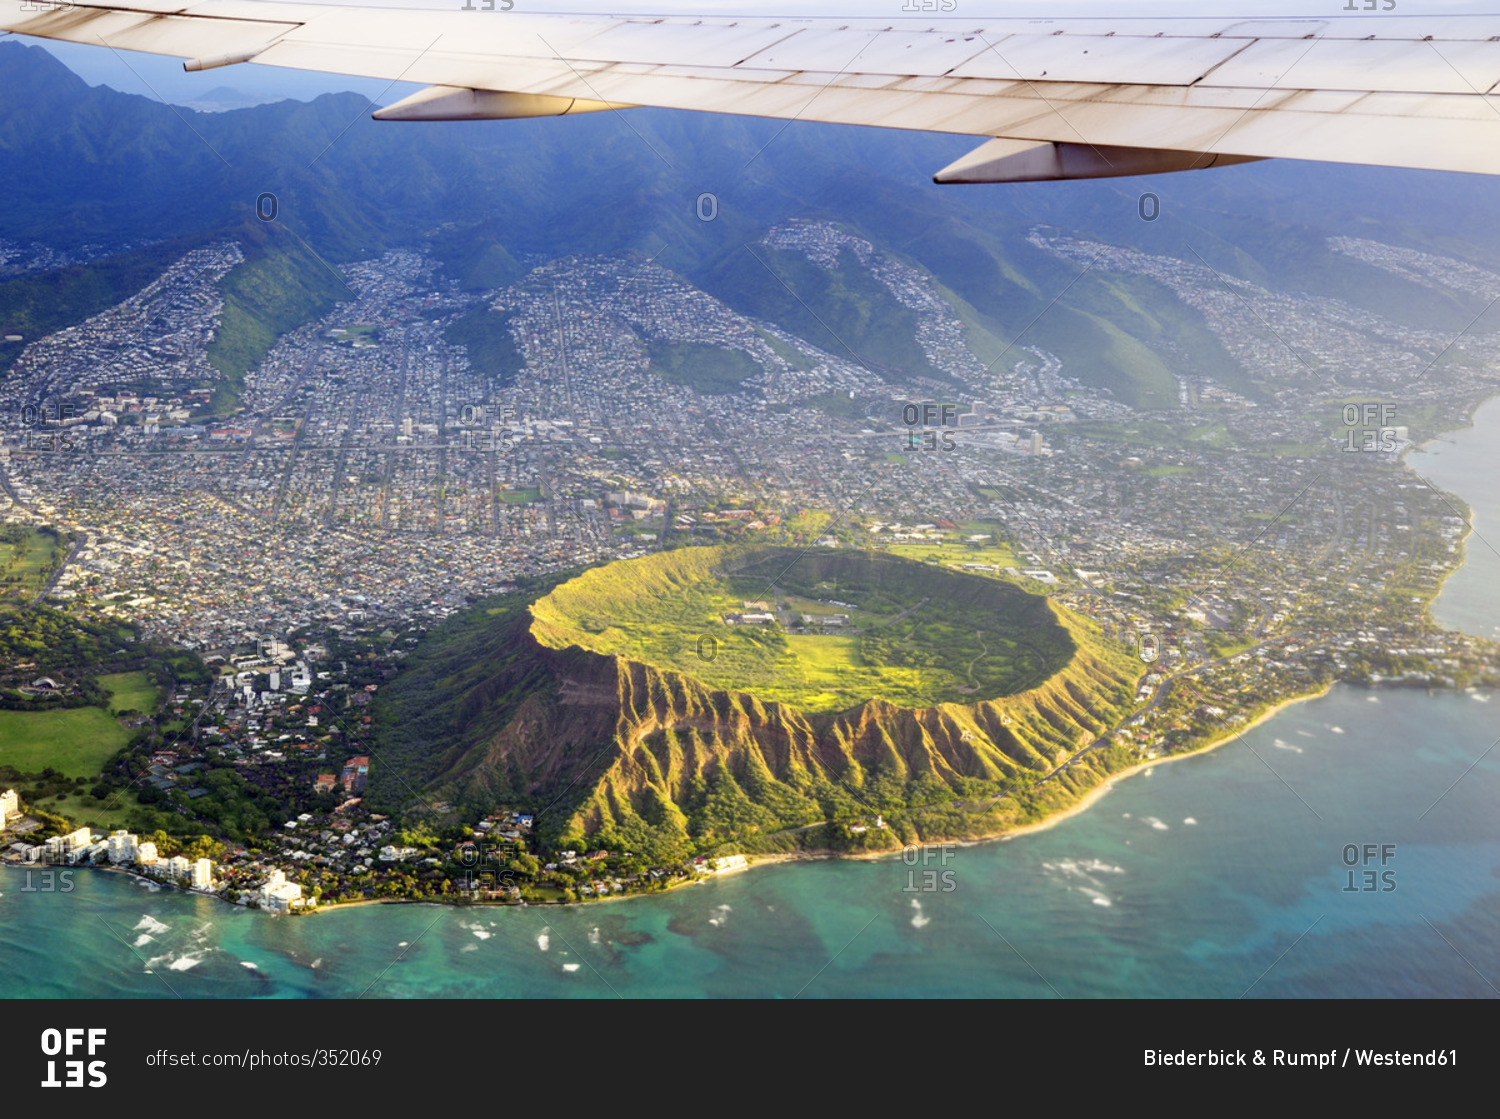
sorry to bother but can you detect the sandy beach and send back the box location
[990,683,1334,844]
[741,682,1338,870]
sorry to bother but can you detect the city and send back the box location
[1,216,1498,909]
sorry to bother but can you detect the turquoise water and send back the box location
[3,405,1498,998]
[3,683,1497,997]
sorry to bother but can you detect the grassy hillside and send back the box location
[205,222,346,412]
[444,304,526,389]
[647,339,762,395]
[707,243,949,384]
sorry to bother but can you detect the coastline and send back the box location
[1,685,1343,914]
[703,683,1339,874]
[988,684,1334,846]
[1402,393,1500,636]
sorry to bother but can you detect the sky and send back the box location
[10,0,1499,106]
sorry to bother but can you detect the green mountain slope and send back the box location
[206,219,347,409]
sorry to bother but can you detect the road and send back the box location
[32,529,86,606]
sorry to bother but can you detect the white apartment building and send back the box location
[189,858,214,891]
[45,827,94,862]
[105,830,138,864]
[257,868,306,912]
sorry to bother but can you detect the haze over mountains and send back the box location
[5,37,1500,410]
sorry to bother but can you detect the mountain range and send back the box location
[5,38,1500,407]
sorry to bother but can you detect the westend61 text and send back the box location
[1146,1049,1458,1069]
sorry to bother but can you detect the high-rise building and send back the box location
[106,830,138,863]
[44,827,94,860]
[190,858,214,890]
[258,869,305,912]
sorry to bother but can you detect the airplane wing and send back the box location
[7,2,1500,182]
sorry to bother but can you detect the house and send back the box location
[724,611,775,625]
[313,773,338,794]
[340,755,370,793]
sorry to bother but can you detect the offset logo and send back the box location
[901,843,958,892]
[40,1028,106,1088]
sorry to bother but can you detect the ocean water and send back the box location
[1408,396,1500,644]
[3,406,1497,998]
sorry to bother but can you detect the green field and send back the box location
[99,670,161,716]
[499,486,542,504]
[0,705,131,777]
[28,788,142,831]
[779,634,926,711]
[884,538,1019,571]
[0,526,63,604]
[530,545,1074,713]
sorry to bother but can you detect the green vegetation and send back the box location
[801,390,868,419]
[0,525,63,601]
[0,706,132,777]
[445,304,525,388]
[530,545,1073,713]
[709,242,948,384]
[99,670,161,717]
[205,224,346,413]
[884,535,1019,571]
[0,603,136,688]
[371,554,1142,864]
[1187,422,1234,449]
[754,327,816,371]
[0,238,204,374]
[423,226,523,291]
[647,339,762,395]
